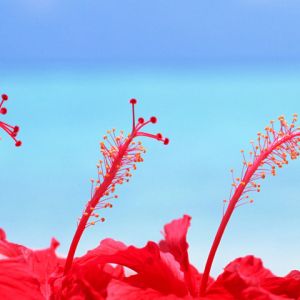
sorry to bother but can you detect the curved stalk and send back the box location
[200,116,300,296]
[64,99,168,274]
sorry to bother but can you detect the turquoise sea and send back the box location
[1,64,300,277]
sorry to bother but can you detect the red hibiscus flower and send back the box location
[0,228,126,300]
[51,215,233,300]
[0,228,60,299]
[51,216,196,299]
[211,255,300,300]
[1,216,300,300]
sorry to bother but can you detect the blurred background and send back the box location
[1,0,300,277]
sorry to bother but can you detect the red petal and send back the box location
[262,270,300,299]
[51,239,125,299]
[159,215,202,296]
[77,238,188,297]
[212,256,274,298]
[241,286,289,300]
[0,229,63,298]
[51,262,124,300]
[159,215,191,271]
[107,279,192,300]
[0,228,27,258]
[0,260,44,300]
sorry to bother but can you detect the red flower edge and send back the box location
[1,216,300,299]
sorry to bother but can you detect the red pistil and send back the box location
[129,98,137,105]
[200,114,300,296]
[1,94,8,101]
[130,98,137,130]
[0,92,21,146]
[64,99,169,275]
[150,116,157,123]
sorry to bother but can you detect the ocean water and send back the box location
[1,64,300,277]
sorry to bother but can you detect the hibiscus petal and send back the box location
[212,256,274,298]
[159,215,191,271]
[25,240,64,298]
[107,279,193,300]
[77,238,188,297]
[159,215,202,296]
[262,270,300,299]
[51,239,125,300]
[0,260,44,300]
[0,228,27,258]
[77,238,127,265]
[241,286,293,300]
[0,229,63,298]
[224,256,274,282]
[50,262,124,300]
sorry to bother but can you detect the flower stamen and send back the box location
[0,93,21,146]
[64,99,169,275]
[200,114,300,296]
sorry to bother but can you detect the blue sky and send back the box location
[1,1,300,278]
[1,1,300,64]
